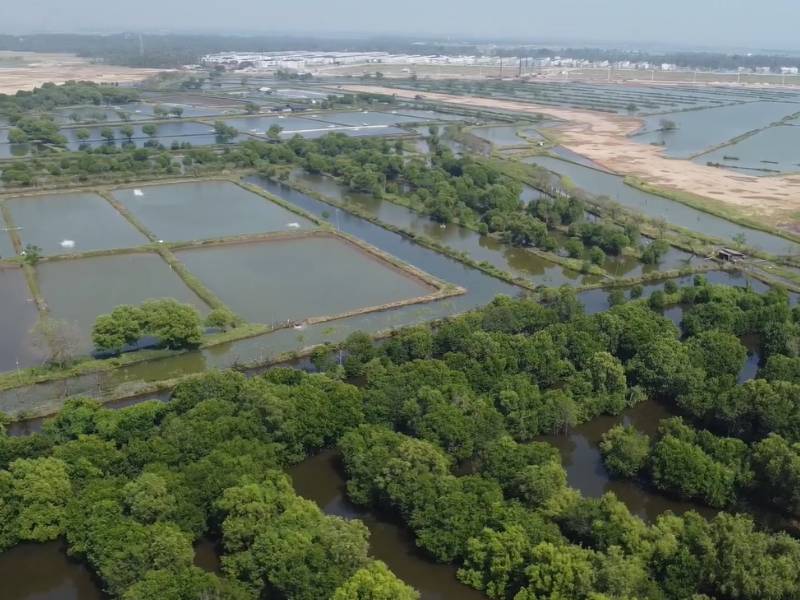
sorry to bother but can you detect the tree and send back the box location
[120,124,135,140]
[22,243,42,265]
[141,124,158,138]
[169,106,184,118]
[600,425,650,477]
[92,305,144,353]
[267,124,283,141]
[686,329,747,378]
[30,318,82,367]
[332,561,419,600]
[100,126,115,142]
[245,102,260,115]
[515,542,596,600]
[211,120,238,142]
[204,306,240,330]
[75,128,91,141]
[9,457,72,542]
[140,299,203,349]
[123,472,176,523]
[8,128,28,144]
[659,118,678,131]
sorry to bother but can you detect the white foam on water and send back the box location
[60,239,75,248]
[287,222,300,229]
[133,189,144,197]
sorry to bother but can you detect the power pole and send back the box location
[138,33,144,57]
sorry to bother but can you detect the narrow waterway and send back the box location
[289,450,487,600]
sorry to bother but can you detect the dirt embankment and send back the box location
[340,85,800,227]
[0,52,163,95]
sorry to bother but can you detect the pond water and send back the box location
[51,106,138,125]
[290,450,488,600]
[0,142,33,158]
[392,109,466,122]
[525,155,800,255]
[290,171,591,288]
[174,235,436,325]
[125,102,234,119]
[112,181,314,242]
[62,121,214,149]
[36,253,208,350]
[470,125,526,147]
[222,114,408,139]
[4,193,147,256]
[694,125,800,175]
[540,399,717,522]
[0,267,40,372]
[0,541,105,600]
[309,110,425,127]
[550,145,611,171]
[633,101,800,157]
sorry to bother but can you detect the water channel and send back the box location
[524,155,800,255]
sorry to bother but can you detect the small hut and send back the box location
[717,248,746,262]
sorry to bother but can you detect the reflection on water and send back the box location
[0,541,105,600]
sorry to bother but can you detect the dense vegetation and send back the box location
[0,81,140,121]
[2,279,800,599]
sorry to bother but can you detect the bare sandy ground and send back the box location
[341,85,800,228]
[0,52,162,95]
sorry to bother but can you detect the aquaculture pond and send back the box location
[62,121,214,150]
[4,193,147,256]
[289,171,592,287]
[0,142,32,158]
[694,125,800,175]
[51,105,141,124]
[633,101,800,157]
[125,102,236,118]
[174,235,436,325]
[36,253,208,350]
[392,108,466,122]
[470,124,527,147]
[525,155,800,255]
[0,541,105,600]
[112,181,314,242]
[310,110,426,127]
[0,267,40,372]
[221,114,407,139]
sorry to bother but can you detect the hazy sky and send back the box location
[3,0,799,51]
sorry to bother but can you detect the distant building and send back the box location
[781,67,799,75]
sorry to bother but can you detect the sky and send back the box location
[2,0,799,52]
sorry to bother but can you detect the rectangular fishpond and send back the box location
[5,193,148,256]
[36,253,209,350]
[173,235,437,325]
[112,181,315,242]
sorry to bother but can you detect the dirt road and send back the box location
[0,52,162,95]
[341,85,800,229]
